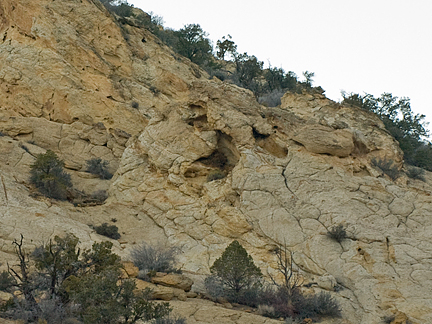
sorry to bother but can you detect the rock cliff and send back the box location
[1,0,431,323]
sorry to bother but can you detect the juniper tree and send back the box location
[30,150,72,200]
[210,240,262,295]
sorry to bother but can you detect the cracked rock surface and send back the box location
[0,0,431,323]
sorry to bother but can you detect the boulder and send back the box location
[292,125,354,157]
[134,279,174,301]
[121,261,139,278]
[151,273,194,292]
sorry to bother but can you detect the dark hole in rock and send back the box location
[252,128,269,140]
[197,150,227,169]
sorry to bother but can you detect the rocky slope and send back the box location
[1,0,432,323]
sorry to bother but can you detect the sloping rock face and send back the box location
[0,0,432,323]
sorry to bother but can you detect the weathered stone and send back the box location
[151,273,194,292]
[292,124,354,157]
[0,0,431,323]
[121,261,139,278]
[133,279,174,301]
[316,273,337,291]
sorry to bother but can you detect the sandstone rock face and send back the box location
[0,0,431,323]
[169,299,282,324]
[151,273,194,292]
[121,261,139,278]
[292,124,354,157]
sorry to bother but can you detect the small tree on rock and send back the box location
[174,24,213,65]
[30,150,72,200]
[216,35,237,60]
[210,240,262,295]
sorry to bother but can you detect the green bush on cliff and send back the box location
[30,150,72,200]
[207,240,263,305]
[86,158,113,180]
[342,92,432,171]
[0,235,173,324]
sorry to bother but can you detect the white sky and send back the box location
[129,0,432,134]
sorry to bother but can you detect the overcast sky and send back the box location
[129,0,432,133]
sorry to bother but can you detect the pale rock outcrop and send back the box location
[0,0,431,323]
[151,273,194,292]
[292,124,354,157]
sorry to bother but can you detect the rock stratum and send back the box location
[1,0,432,323]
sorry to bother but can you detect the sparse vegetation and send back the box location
[99,0,134,17]
[29,150,72,200]
[216,35,237,60]
[302,71,315,87]
[208,240,262,304]
[258,89,286,107]
[0,235,174,323]
[97,0,320,101]
[131,243,179,279]
[131,101,139,109]
[371,157,400,180]
[232,52,264,96]
[343,92,432,171]
[94,223,121,240]
[327,224,348,243]
[406,166,426,181]
[174,24,213,66]
[206,241,341,321]
[86,158,113,180]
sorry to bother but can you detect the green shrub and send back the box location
[209,241,262,301]
[174,24,213,66]
[1,235,172,324]
[86,158,113,180]
[299,292,341,319]
[131,243,179,279]
[327,224,348,243]
[257,286,341,320]
[30,150,72,200]
[216,35,237,60]
[264,67,297,92]
[232,52,263,96]
[406,166,426,181]
[343,92,432,171]
[371,157,400,180]
[99,0,133,17]
[302,71,315,87]
[94,223,121,240]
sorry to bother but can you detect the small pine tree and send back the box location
[210,240,262,294]
[30,150,72,200]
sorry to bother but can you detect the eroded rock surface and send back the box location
[0,0,431,323]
